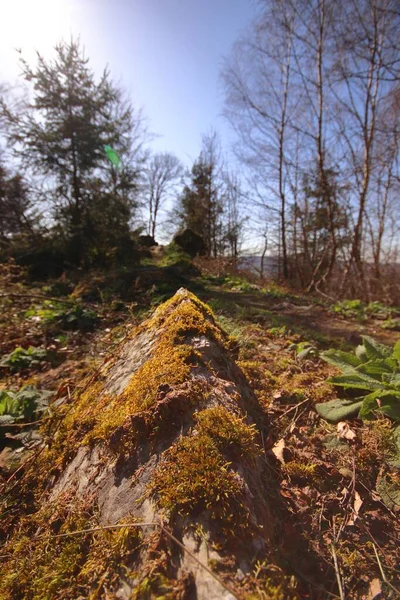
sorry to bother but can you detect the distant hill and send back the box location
[239,255,280,277]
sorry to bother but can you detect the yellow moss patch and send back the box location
[0,500,142,600]
[238,360,276,406]
[275,371,335,404]
[282,461,318,482]
[64,291,226,445]
[194,405,261,459]
[146,289,215,332]
[86,344,194,442]
[149,433,250,536]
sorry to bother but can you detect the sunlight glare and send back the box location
[1,0,76,76]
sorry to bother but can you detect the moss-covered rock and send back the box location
[0,289,272,600]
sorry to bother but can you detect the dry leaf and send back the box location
[365,578,381,600]
[272,438,286,464]
[337,421,356,441]
[348,491,363,525]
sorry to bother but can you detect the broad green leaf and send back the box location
[0,390,20,417]
[379,402,400,421]
[362,336,392,360]
[382,373,400,389]
[383,357,399,370]
[359,391,386,419]
[328,372,383,391]
[359,390,400,420]
[0,386,52,421]
[321,349,361,371]
[357,359,396,380]
[315,399,363,423]
[318,335,400,426]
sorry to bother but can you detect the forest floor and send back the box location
[0,256,399,599]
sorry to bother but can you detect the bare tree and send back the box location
[224,0,400,298]
[222,1,300,279]
[331,0,400,295]
[142,152,183,240]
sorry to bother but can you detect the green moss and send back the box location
[0,501,142,600]
[149,433,250,537]
[131,574,175,600]
[63,291,229,446]
[87,344,194,442]
[238,360,276,405]
[194,406,261,459]
[282,461,318,482]
[0,291,255,597]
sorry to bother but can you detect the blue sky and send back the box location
[1,0,258,167]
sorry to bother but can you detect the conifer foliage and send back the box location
[3,39,146,266]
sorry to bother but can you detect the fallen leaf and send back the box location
[337,421,356,441]
[348,491,363,525]
[365,578,381,600]
[272,438,286,464]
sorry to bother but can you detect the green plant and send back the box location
[223,275,256,292]
[365,301,396,320]
[381,318,400,331]
[0,346,50,371]
[316,336,400,423]
[332,299,365,319]
[268,326,288,337]
[158,243,192,269]
[332,299,397,321]
[0,385,53,429]
[26,301,98,331]
[290,341,318,360]
[60,303,98,330]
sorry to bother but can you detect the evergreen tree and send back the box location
[3,39,146,265]
[0,162,36,250]
[178,133,223,257]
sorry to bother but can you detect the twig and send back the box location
[35,522,157,540]
[0,416,53,428]
[372,543,400,596]
[278,397,310,419]
[331,543,345,600]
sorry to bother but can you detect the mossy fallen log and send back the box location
[0,289,273,600]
